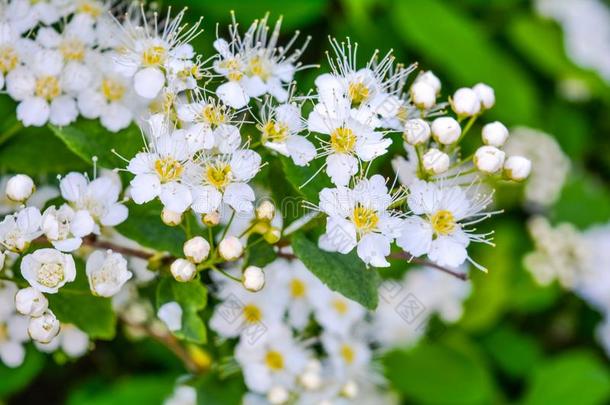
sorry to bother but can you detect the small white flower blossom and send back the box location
[34,323,90,358]
[86,250,132,297]
[157,301,183,332]
[21,248,76,293]
[0,206,43,252]
[41,204,95,252]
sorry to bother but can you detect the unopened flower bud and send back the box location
[161,208,182,226]
[422,148,450,175]
[203,211,220,226]
[6,174,35,202]
[28,310,60,343]
[431,117,461,144]
[474,146,505,174]
[451,87,481,117]
[263,228,281,244]
[15,287,48,317]
[183,236,210,264]
[416,71,441,94]
[410,82,436,109]
[473,83,495,109]
[504,155,531,181]
[341,380,359,399]
[482,121,509,147]
[299,370,322,390]
[170,258,196,282]
[218,236,243,261]
[267,386,289,405]
[256,200,276,221]
[403,118,431,145]
[242,266,265,292]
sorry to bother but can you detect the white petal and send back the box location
[396,216,433,257]
[60,172,87,202]
[134,67,165,99]
[159,182,192,213]
[223,183,255,213]
[191,185,222,214]
[357,233,391,267]
[217,81,249,109]
[100,203,128,226]
[286,135,316,166]
[17,97,49,127]
[129,174,161,204]
[429,234,468,268]
[326,153,358,186]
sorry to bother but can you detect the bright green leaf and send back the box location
[67,375,176,405]
[48,290,116,340]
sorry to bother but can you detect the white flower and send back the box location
[403,118,431,145]
[310,288,366,336]
[422,148,450,175]
[474,146,505,174]
[481,121,509,147]
[397,180,496,270]
[472,83,495,109]
[158,301,183,332]
[0,21,34,86]
[15,287,48,317]
[28,310,60,343]
[267,386,289,405]
[35,324,89,358]
[410,81,436,109]
[317,175,402,267]
[0,207,42,252]
[218,236,244,261]
[21,248,76,293]
[321,332,371,380]
[258,102,316,166]
[170,258,196,282]
[42,204,95,252]
[5,174,35,202]
[415,71,441,94]
[243,266,265,292]
[0,286,29,368]
[86,250,132,297]
[161,208,183,226]
[165,385,197,405]
[183,236,210,264]
[451,87,480,117]
[431,117,461,145]
[504,155,531,181]
[60,171,128,230]
[256,200,276,222]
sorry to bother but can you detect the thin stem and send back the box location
[389,251,468,281]
[220,210,236,241]
[210,264,241,282]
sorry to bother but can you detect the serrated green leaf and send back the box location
[291,232,379,309]
[156,277,207,343]
[49,119,143,170]
[115,201,186,257]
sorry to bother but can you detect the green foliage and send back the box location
[482,325,542,378]
[244,235,277,268]
[552,173,610,229]
[280,156,332,203]
[194,373,246,405]
[156,277,208,343]
[0,347,45,399]
[67,375,177,405]
[291,232,379,309]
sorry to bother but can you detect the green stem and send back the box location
[220,210,236,241]
[210,264,241,283]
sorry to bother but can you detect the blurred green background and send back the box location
[2,0,610,404]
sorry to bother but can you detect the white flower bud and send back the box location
[422,148,450,174]
[474,146,506,174]
[242,266,265,292]
[203,211,220,226]
[183,236,210,264]
[410,82,436,109]
[6,174,35,202]
[341,380,359,399]
[299,370,322,390]
[161,208,182,226]
[86,250,132,297]
[256,200,276,221]
[416,71,441,94]
[504,155,531,181]
[473,83,495,109]
[431,117,461,144]
[28,310,60,343]
[451,87,481,117]
[403,118,431,145]
[15,287,48,317]
[482,121,509,147]
[218,236,243,261]
[267,386,289,405]
[170,258,196,282]
[157,301,182,332]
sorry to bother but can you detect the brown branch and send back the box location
[82,235,154,260]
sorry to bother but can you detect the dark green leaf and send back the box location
[482,325,542,378]
[48,290,116,340]
[280,156,332,204]
[67,375,176,405]
[195,373,246,405]
[244,235,277,268]
[0,346,45,398]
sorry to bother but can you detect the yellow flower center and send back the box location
[332,298,348,315]
[35,76,61,100]
[77,0,103,17]
[265,350,284,371]
[205,162,232,190]
[0,46,18,73]
[101,78,125,102]
[37,263,64,288]
[227,70,243,82]
[59,38,86,61]
[430,210,456,236]
[260,120,289,144]
[154,157,184,183]
[201,104,226,127]
[142,45,166,67]
[330,127,357,154]
[340,344,355,365]
[243,304,262,324]
[348,81,370,106]
[249,55,270,80]
[290,278,306,298]
[351,205,379,235]
[0,323,7,341]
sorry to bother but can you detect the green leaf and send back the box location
[552,173,610,229]
[523,351,610,405]
[280,156,332,203]
[115,201,186,257]
[383,339,495,405]
[291,232,379,309]
[482,325,542,378]
[67,375,176,405]
[49,119,143,170]
[48,291,116,340]
[0,346,45,399]
[244,235,277,268]
[194,373,246,405]
[157,277,208,343]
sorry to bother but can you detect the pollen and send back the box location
[243,304,262,324]
[260,120,289,144]
[59,38,86,61]
[264,350,284,371]
[430,209,456,236]
[35,76,61,101]
[154,157,184,183]
[290,278,306,298]
[201,104,227,126]
[348,81,370,106]
[101,78,126,102]
[340,344,355,365]
[77,0,103,17]
[330,127,357,154]
[0,46,18,73]
[142,45,166,66]
[332,298,348,315]
[248,55,270,80]
[352,205,379,235]
[205,162,232,190]
[37,263,64,288]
